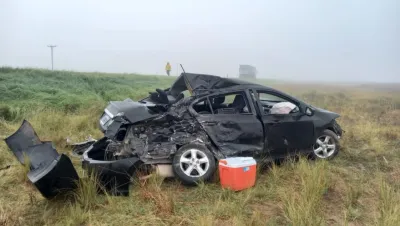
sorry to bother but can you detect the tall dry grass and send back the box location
[0,68,400,225]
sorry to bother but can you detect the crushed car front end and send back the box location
[80,93,220,193]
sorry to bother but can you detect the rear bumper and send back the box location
[28,154,79,199]
[5,120,79,199]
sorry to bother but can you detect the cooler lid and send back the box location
[219,157,257,168]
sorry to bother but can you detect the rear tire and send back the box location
[172,144,216,185]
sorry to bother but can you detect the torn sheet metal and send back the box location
[80,97,219,194]
[169,73,259,96]
[4,120,79,199]
[66,136,97,157]
[90,97,213,162]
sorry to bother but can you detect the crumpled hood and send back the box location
[106,98,159,123]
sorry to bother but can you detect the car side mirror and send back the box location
[305,107,314,116]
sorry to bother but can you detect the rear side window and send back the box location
[208,92,251,115]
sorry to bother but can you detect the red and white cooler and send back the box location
[219,157,257,191]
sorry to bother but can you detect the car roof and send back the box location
[200,83,288,96]
[193,81,304,105]
[169,72,274,96]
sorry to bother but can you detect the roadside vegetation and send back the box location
[1,67,399,225]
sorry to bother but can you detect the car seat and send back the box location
[213,96,225,107]
[230,95,246,113]
[211,96,226,112]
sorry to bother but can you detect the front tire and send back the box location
[172,144,216,185]
[311,129,340,160]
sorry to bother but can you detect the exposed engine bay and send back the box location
[91,97,215,164]
[104,117,208,163]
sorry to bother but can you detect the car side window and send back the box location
[192,98,213,114]
[259,93,288,102]
[208,92,251,115]
[256,91,299,115]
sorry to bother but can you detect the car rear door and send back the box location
[251,90,315,159]
[193,90,264,158]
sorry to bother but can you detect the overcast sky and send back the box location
[1,0,399,82]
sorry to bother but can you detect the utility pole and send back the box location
[47,45,57,70]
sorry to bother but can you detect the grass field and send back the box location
[1,67,400,226]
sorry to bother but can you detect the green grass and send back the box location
[1,67,400,225]
[0,67,176,121]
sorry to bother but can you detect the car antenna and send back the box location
[180,64,186,73]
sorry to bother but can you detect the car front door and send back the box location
[193,90,264,158]
[252,90,315,159]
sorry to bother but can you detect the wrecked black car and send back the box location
[4,72,343,197]
[81,73,343,192]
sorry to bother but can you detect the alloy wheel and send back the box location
[313,135,336,159]
[179,148,210,177]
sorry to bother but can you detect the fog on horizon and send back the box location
[1,0,399,82]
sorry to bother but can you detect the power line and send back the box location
[47,45,57,70]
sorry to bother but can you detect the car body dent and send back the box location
[196,113,264,157]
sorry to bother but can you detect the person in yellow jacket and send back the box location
[165,62,171,76]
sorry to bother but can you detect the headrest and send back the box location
[213,96,225,105]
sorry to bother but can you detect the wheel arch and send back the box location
[325,120,342,137]
[176,141,223,161]
[326,126,335,134]
[174,131,225,161]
